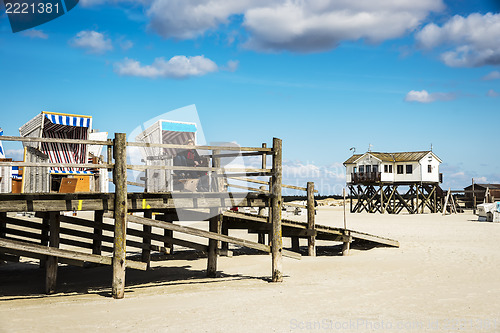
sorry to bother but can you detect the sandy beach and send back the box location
[1,207,499,332]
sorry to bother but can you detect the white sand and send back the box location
[1,208,499,332]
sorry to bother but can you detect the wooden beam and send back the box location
[0,135,111,146]
[0,237,147,270]
[127,215,301,260]
[126,141,273,152]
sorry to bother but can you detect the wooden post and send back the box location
[416,185,419,215]
[141,210,152,268]
[342,231,351,256]
[207,149,222,277]
[112,133,127,299]
[433,185,437,213]
[159,214,174,255]
[45,211,60,294]
[307,182,316,256]
[0,212,6,238]
[0,212,6,264]
[271,138,283,282]
[472,178,476,214]
[291,237,300,252]
[258,144,267,245]
[40,213,50,268]
[380,184,384,214]
[93,210,103,255]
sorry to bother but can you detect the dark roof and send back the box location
[344,151,440,164]
[464,184,500,190]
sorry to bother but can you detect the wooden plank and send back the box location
[127,215,301,260]
[141,211,152,268]
[126,141,273,152]
[93,211,104,255]
[127,165,272,174]
[207,149,221,277]
[112,133,127,299]
[271,138,283,282]
[0,237,147,270]
[227,177,319,193]
[0,135,111,146]
[0,162,114,169]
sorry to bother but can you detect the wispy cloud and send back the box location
[487,89,499,97]
[21,29,48,39]
[114,55,218,79]
[70,30,113,54]
[404,90,456,103]
[482,71,500,80]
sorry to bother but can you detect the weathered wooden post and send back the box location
[40,213,50,268]
[45,211,60,294]
[380,185,385,214]
[258,143,267,245]
[141,210,152,268]
[112,133,127,299]
[207,149,222,277]
[0,212,6,239]
[307,182,316,256]
[342,231,351,256]
[271,138,283,282]
[93,210,103,255]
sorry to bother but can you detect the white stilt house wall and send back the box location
[344,151,444,214]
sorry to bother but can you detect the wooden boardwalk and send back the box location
[222,211,400,248]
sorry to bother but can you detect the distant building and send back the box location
[344,151,442,185]
[464,184,500,207]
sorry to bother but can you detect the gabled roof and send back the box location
[344,151,442,164]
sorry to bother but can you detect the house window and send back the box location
[353,167,357,173]
[366,165,372,173]
[384,165,388,173]
[359,165,364,173]
[372,165,378,173]
[406,165,413,174]
[397,165,403,174]
[389,165,393,173]
[428,165,432,173]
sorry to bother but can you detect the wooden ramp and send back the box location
[222,211,400,248]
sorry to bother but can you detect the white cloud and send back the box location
[114,55,219,79]
[70,30,113,54]
[145,0,443,52]
[487,89,499,97]
[119,39,134,50]
[224,60,239,72]
[416,13,500,67]
[5,149,24,161]
[482,71,500,80]
[404,90,456,103]
[21,29,48,39]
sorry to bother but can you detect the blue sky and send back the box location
[0,0,499,194]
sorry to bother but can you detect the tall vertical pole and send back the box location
[207,149,222,277]
[141,210,152,269]
[112,133,127,299]
[307,182,316,256]
[271,138,283,282]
